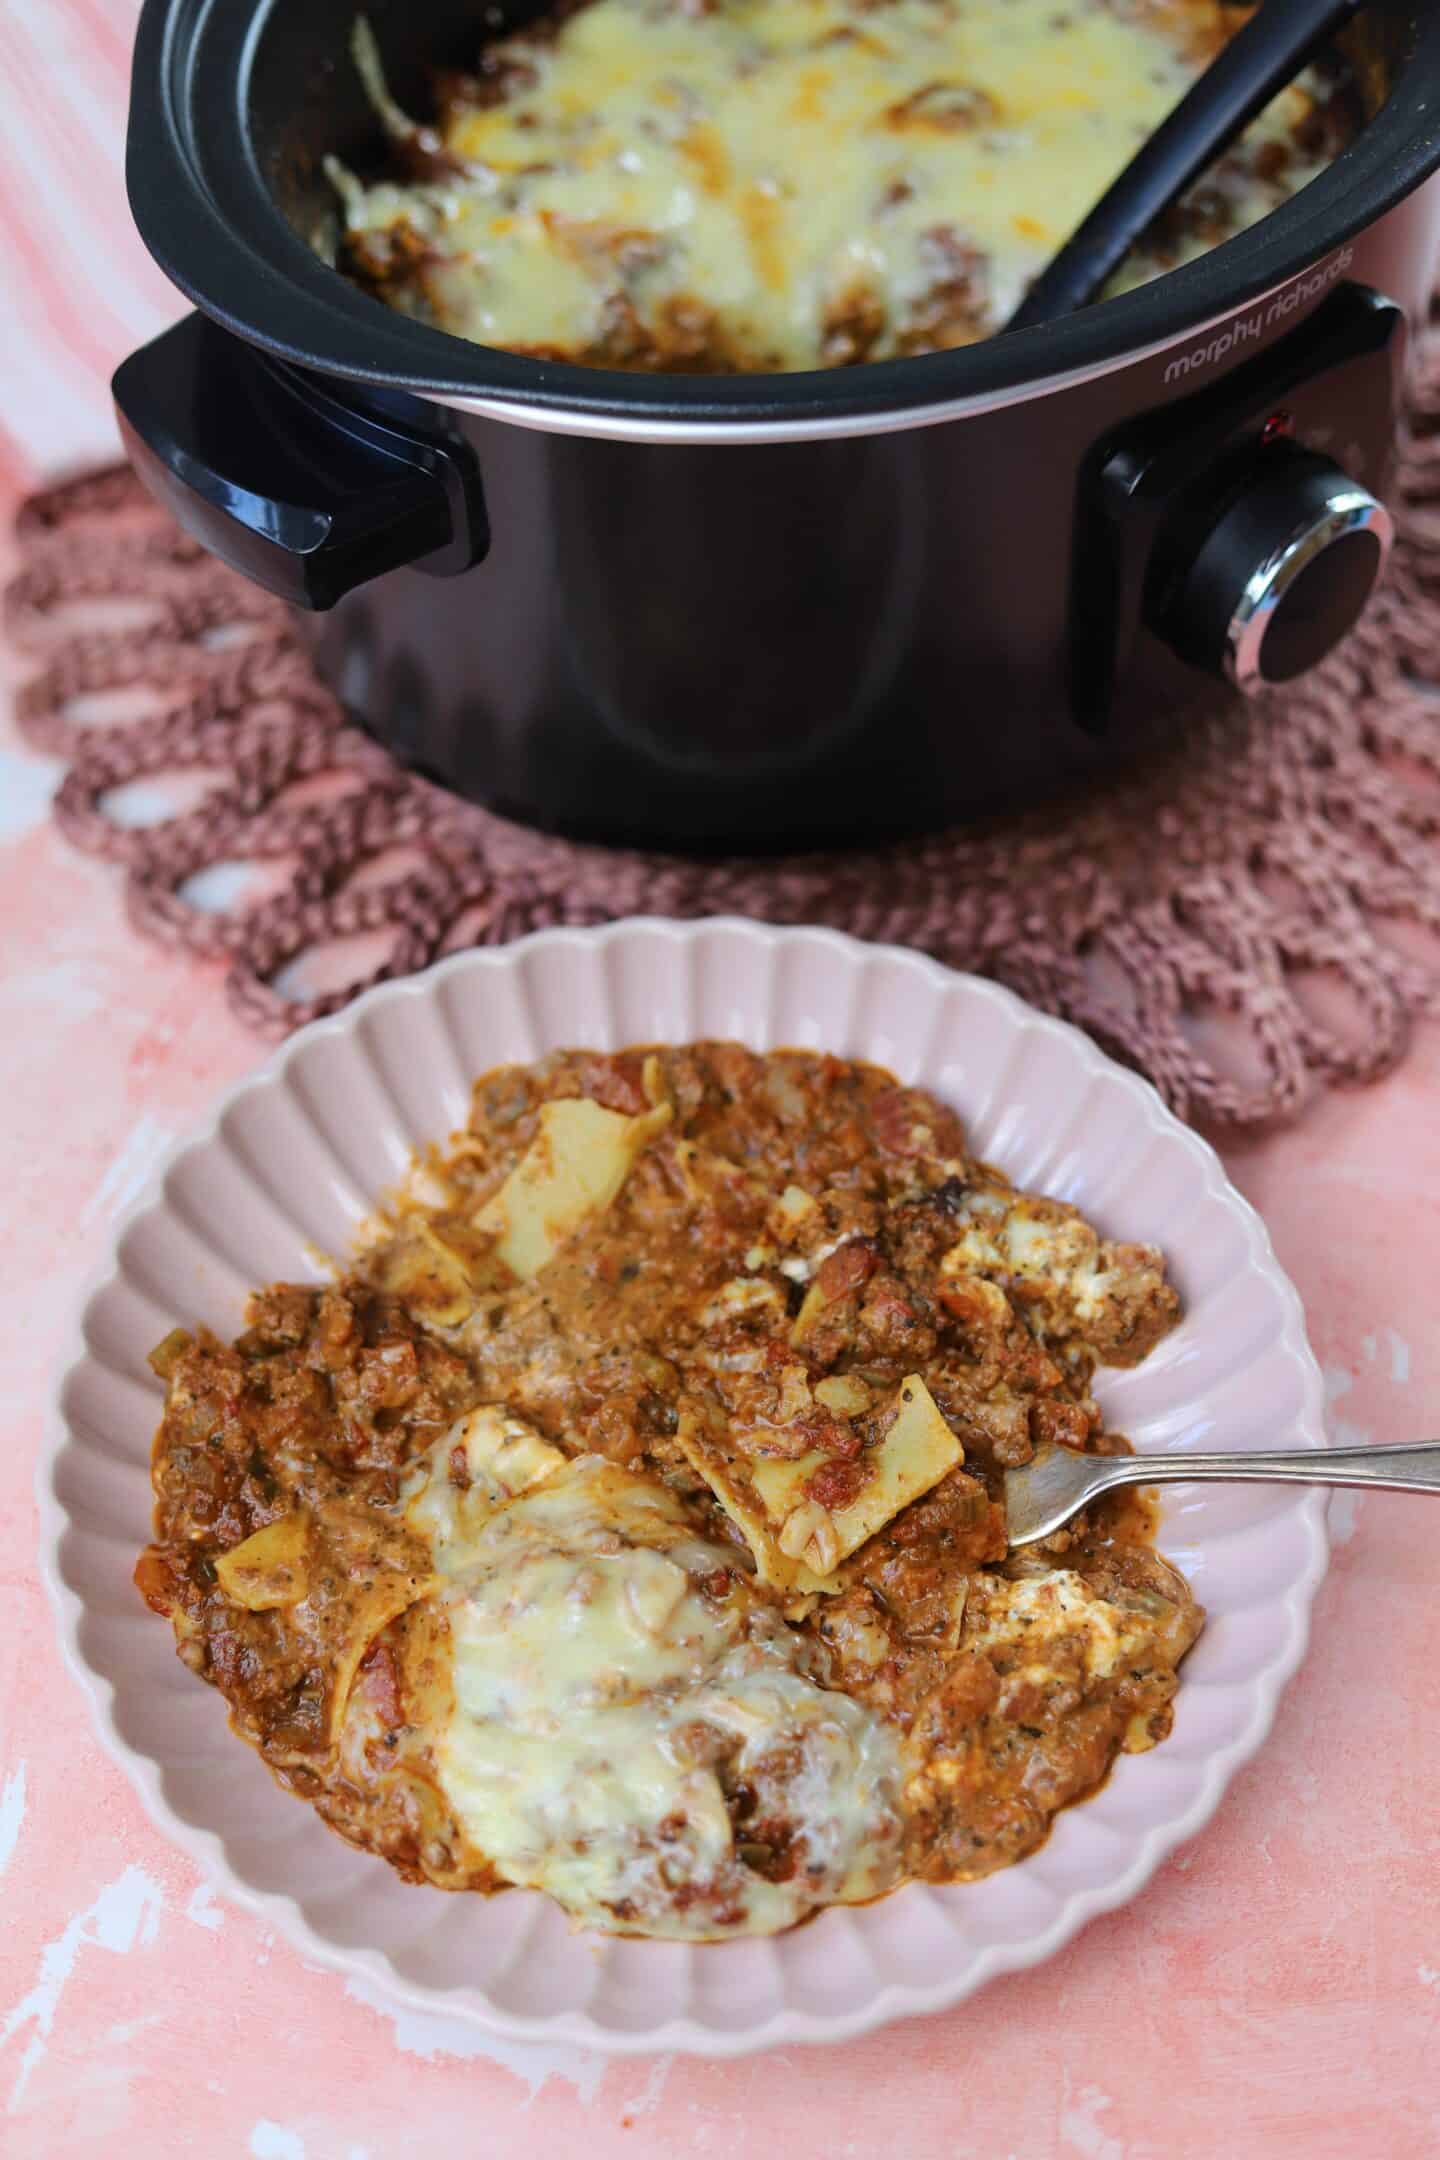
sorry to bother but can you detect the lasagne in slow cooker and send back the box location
[325,0,1354,371]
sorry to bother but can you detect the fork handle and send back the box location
[1089,1441,1440,1495]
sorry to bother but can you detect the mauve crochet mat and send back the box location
[9,322,1440,1129]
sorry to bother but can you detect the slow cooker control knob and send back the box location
[1148,445,1394,693]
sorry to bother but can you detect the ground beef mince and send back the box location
[138,1043,1202,1927]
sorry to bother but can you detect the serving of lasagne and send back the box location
[325,0,1353,371]
[137,1045,1202,1940]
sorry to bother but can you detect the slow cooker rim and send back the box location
[128,0,1440,428]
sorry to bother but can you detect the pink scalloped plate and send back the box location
[40,920,1328,2056]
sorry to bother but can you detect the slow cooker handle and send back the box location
[112,312,489,610]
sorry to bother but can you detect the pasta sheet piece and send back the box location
[213,1513,310,1610]
[678,1376,963,1591]
[476,1098,672,1280]
[213,1499,440,1752]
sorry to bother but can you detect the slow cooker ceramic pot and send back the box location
[114,0,1440,849]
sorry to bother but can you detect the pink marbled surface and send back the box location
[4,0,1439,2134]
[3,524,1440,2156]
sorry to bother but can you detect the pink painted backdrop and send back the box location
[3,0,1440,2149]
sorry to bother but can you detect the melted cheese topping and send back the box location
[330,0,1341,371]
[404,1403,568,1561]
[412,1452,903,1935]
[964,1568,1143,1684]
[945,1189,1111,1310]
[940,1184,1174,1360]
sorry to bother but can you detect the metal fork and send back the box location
[1004,1441,1440,1549]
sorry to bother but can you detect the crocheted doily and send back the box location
[10,326,1440,1128]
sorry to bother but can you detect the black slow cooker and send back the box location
[113,0,1440,850]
